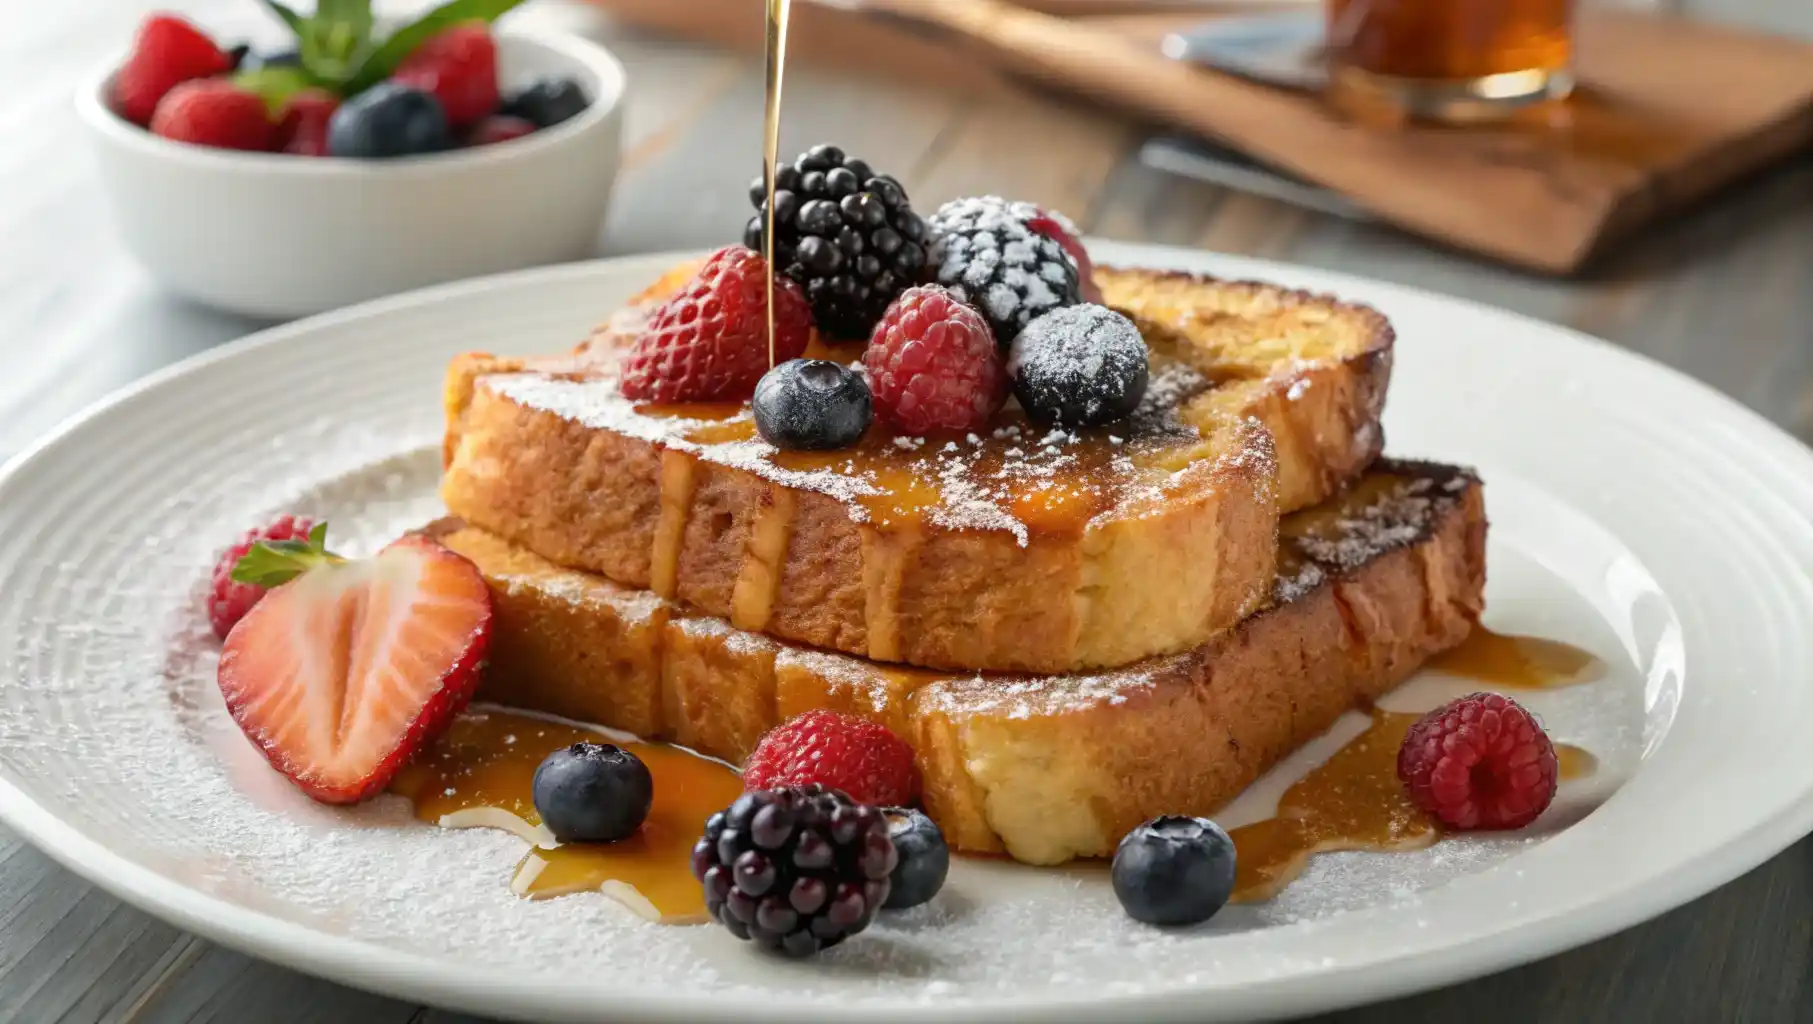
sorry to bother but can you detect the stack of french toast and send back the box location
[433,228,1486,868]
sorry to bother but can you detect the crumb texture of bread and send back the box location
[440,266,1391,675]
[433,460,1484,865]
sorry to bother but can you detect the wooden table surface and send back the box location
[2,0,1809,1021]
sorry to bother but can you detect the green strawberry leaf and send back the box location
[230,522,346,589]
[234,66,315,117]
[343,0,528,95]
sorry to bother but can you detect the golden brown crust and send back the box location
[434,460,1486,865]
[1096,266,1394,512]
[441,266,1390,674]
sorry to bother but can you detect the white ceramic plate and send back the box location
[1,244,1811,1024]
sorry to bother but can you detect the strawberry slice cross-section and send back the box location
[217,533,494,804]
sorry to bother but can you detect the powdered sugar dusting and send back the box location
[0,436,1649,1010]
[0,257,1671,1015]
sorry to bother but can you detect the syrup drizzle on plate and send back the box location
[1428,624,1600,689]
[390,709,742,924]
[394,627,1601,916]
[1229,710,1596,902]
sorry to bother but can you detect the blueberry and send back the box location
[1110,816,1236,926]
[327,84,449,159]
[753,359,872,451]
[881,809,949,910]
[1008,304,1149,427]
[500,76,589,129]
[531,742,654,843]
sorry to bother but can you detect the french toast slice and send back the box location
[441,264,1392,675]
[427,459,1483,865]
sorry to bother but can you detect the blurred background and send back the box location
[1,1,1810,1020]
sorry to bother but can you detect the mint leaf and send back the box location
[344,0,528,94]
[260,0,308,36]
[229,523,345,588]
[318,0,375,42]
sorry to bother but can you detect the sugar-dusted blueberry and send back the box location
[531,741,654,843]
[1008,303,1149,428]
[881,808,949,910]
[752,359,873,451]
[1110,815,1237,926]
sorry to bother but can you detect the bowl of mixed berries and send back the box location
[78,2,624,318]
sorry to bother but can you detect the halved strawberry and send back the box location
[217,533,493,804]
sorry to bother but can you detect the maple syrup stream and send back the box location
[762,0,792,369]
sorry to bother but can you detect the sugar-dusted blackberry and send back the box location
[692,784,897,957]
[927,195,1083,344]
[743,143,932,339]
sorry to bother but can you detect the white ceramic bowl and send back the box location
[77,28,625,319]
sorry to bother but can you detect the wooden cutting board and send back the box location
[588,0,1813,273]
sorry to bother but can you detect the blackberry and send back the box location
[743,144,931,340]
[692,785,897,957]
[1008,304,1149,427]
[928,196,1083,344]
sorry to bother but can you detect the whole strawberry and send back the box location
[208,515,317,639]
[114,14,233,125]
[863,285,1008,434]
[151,80,276,152]
[277,89,340,156]
[620,246,813,403]
[390,24,499,128]
[742,710,921,807]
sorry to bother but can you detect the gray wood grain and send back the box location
[0,0,1807,1021]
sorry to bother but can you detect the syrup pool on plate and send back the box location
[1427,625,1600,689]
[389,708,743,924]
[1227,710,1596,902]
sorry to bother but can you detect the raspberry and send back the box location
[277,89,339,156]
[742,710,920,807]
[466,114,536,147]
[1397,692,1559,831]
[150,80,275,152]
[862,285,1008,434]
[1025,207,1103,304]
[113,14,233,126]
[619,246,812,403]
[390,24,499,128]
[208,515,316,640]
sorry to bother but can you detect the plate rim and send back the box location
[2,243,1811,1023]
